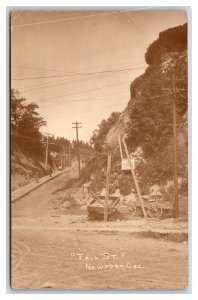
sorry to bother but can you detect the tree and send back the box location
[11,89,46,155]
[90,112,121,151]
[11,89,26,128]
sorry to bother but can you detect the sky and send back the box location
[11,10,187,143]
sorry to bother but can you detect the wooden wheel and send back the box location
[128,203,137,217]
[136,206,144,217]
[147,203,163,219]
[88,212,95,220]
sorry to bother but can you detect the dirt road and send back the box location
[11,164,188,290]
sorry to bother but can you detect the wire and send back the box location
[12,65,77,74]
[37,89,128,104]
[36,80,132,103]
[39,96,129,109]
[45,101,126,120]
[12,60,145,75]
[12,74,93,91]
[13,73,130,93]
[43,92,177,119]
[38,92,128,107]
[12,63,146,93]
[37,90,130,106]
[14,75,95,92]
[12,67,145,91]
[11,66,146,81]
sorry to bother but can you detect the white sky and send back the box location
[11,10,187,142]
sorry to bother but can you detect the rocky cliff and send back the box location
[106,23,187,154]
[85,23,188,204]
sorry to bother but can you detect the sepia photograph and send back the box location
[10,9,188,290]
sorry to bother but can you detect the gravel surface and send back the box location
[11,164,188,290]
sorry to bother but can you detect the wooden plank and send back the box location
[104,155,111,222]
[118,134,123,161]
[122,137,147,218]
[97,195,119,200]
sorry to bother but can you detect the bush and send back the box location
[118,174,133,196]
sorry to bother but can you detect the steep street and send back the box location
[11,164,188,290]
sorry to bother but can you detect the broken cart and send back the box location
[123,196,173,219]
[87,191,120,220]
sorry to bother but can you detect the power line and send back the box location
[12,61,146,75]
[37,92,128,107]
[12,83,130,108]
[42,88,187,120]
[11,66,146,81]
[12,64,146,92]
[40,93,170,109]
[13,74,130,93]
[44,101,127,121]
[36,80,132,103]
[38,94,129,109]
[12,74,95,92]
[12,65,71,73]
[11,61,146,91]
[13,75,94,92]
[12,67,146,94]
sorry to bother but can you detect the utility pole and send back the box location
[64,147,66,167]
[64,146,67,167]
[45,135,49,171]
[104,154,111,222]
[72,121,82,176]
[162,73,185,218]
[63,146,65,168]
[68,144,71,166]
[172,74,179,218]
[60,149,62,168]
[41,133,52,171]
[41,133,54,171]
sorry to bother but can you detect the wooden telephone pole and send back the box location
[162,73,185,218]
[62,146,65,168]
[45,135,49,171]
[41,133,53,171]
[172,74,179,218]
[60,145,69,168]
[104,155,111,222]
[60,149,63,168]
[72,121,82,176]
[68,144,71,166]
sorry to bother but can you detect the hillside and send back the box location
[82,23,188,213]
[106,23,187,151]
[11,144,46,191]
